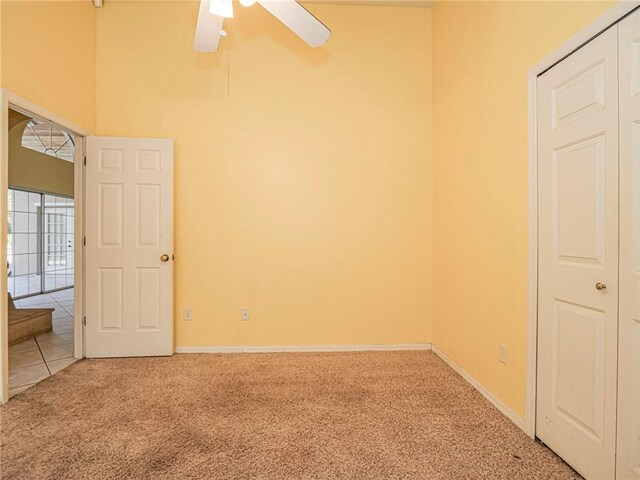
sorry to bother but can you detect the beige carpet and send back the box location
[0,351,579,479]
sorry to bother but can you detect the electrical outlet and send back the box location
[498,344,508,364]
[241,307,250,321]
[183,308,192,321]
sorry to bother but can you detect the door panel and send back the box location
[537,25,618,480]
[99,268,123,331]
[552,60,606,128]
[99,184,123,247]
[137,185,161,246]
[618,9,640,479]
[138,268,161,330]
[553,134,606,265]
[86,137,173,357]
[552,300,606,442]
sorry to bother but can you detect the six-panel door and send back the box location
[85,137,174,357]
[536,26,619,480]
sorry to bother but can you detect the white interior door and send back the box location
[85,137,174,357]
[618,8,640,480]
[536,26,619,480]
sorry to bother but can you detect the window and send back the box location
[43,194,74,292]
[21,120,75,162]
[7,189,74,298]
[46,213,65,266]
[6,189,41,297]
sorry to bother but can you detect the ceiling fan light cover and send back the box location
[194,0,225,52]
[209,0,234,18]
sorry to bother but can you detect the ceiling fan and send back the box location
[194,0,331,53]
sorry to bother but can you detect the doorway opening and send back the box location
[7,108,79,397]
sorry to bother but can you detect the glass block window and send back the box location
[7,189,42,298]
[46,213,65,266]
[43,194,74,291]
[6,189,74,299]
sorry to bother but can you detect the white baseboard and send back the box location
[431,345,526,433]
[175,343,432,354]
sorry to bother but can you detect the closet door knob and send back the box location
[595,282,607,291]
[160,254,170,262]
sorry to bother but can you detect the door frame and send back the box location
[0,89,91,403]
[526,1,640,438]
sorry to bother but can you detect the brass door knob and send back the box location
[595,282,607,291]
[160,254,170,262]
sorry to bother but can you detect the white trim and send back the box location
[2,90,90,137]
[525,68,538,439]
[0,91,9,404]
[525,1,640,439]
[175,343,432,354]
[432,345,526,432]
[0,88,91,403]
[73,137,85,359]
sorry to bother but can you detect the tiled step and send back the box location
[8,309,53,346]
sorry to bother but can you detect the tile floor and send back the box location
[9,288,77,398]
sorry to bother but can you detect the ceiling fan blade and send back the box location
[194,0,225,53]
[255,0,330,48]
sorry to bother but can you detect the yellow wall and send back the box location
[1,0,623,419]
[95,2,433,347]
[431,1,615,418]
[0,1,96,131]
[8,110,74,197]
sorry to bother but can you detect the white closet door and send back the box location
[536,26,619,480]
[618,8,640,480]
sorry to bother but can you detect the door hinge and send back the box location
[83,156,87,166]
[82,316,86,326]
[83,236,86,247]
